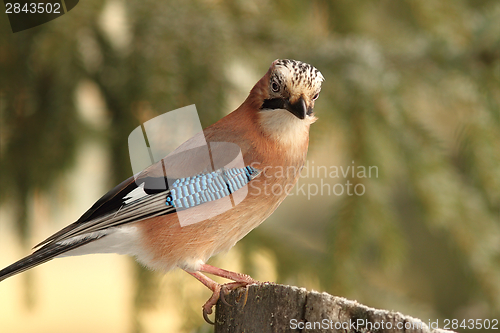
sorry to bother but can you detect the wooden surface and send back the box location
[214,283,454,333]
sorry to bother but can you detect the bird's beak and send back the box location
[286,96,308,120]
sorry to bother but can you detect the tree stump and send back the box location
[214,283,454,333]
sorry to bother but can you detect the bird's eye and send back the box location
[312,92,320,100]
[271,81,280,92]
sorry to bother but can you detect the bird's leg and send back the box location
[185,271,221,325]
[199,264,258,284]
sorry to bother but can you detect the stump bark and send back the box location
[214,283,453,333]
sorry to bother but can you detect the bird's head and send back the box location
[244,59,323,147]
[260,59,324,120]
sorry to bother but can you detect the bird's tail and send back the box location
[0,238,96,282]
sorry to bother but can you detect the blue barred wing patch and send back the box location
[166,166,260,210]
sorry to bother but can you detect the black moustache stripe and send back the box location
[260,98,286,110]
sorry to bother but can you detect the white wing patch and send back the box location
[123,182,149,204]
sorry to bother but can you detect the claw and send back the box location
[200,283,221,325]
[203,307,215,325]
[235,284,249,308]
[220,289,233,307]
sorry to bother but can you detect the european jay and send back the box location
[0,59,324,322]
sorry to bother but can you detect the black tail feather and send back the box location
[0,238,98,282]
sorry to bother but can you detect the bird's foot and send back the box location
[202,280,254,324]
[185,265,261,325]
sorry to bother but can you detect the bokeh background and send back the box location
[1,1,500,332]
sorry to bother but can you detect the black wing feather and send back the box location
[34,173,173,249]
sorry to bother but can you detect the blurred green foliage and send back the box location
[1,0,499,332]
